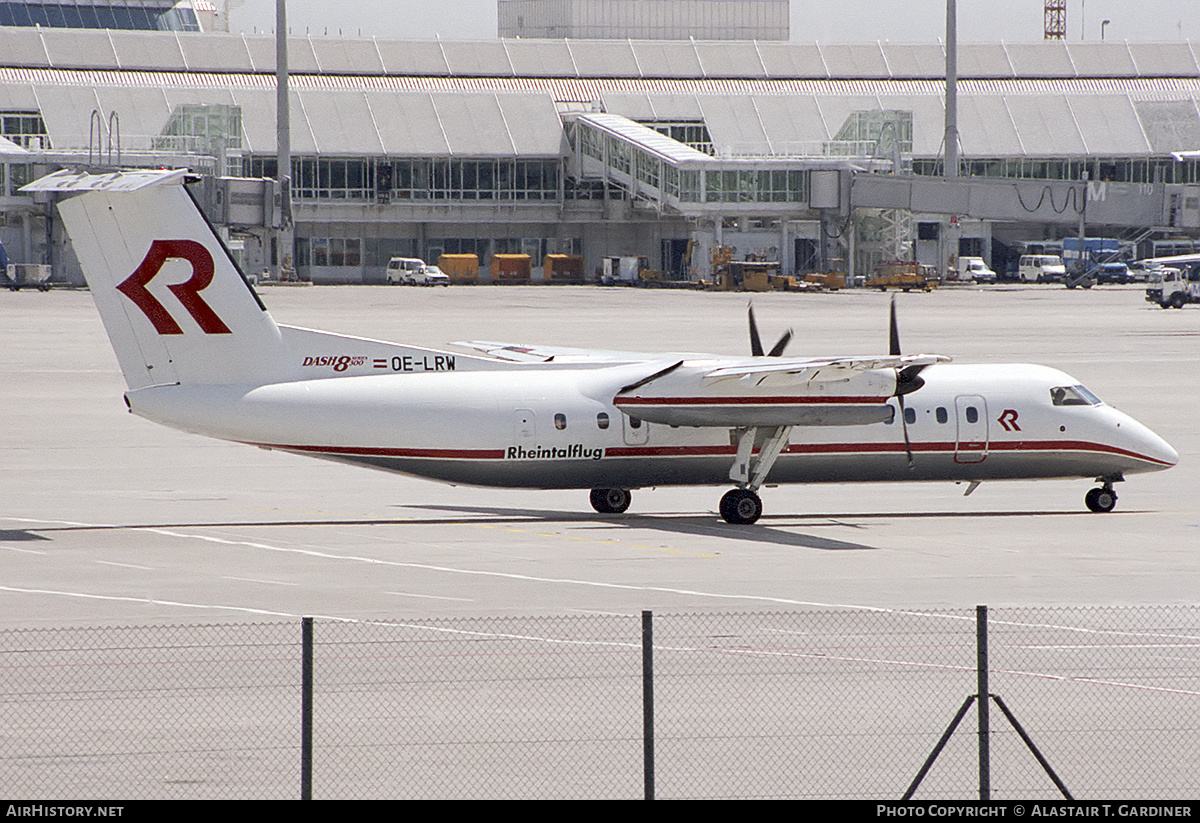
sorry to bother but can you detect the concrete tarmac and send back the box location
[2,283,1197,627]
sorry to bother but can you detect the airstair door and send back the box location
[954,396,988,464]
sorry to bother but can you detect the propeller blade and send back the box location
[767,329,793,357]
[891,296,915,468]
[748,304,764,357]
[898,395,915,469]
[889,295,901,357]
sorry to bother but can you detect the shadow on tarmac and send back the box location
[2,505,1103,553]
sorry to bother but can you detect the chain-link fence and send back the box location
[0,606,1197,799]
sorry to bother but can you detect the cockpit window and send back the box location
[1050,385,1102,406]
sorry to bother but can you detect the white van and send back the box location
[1018,255,1067,283]
[386,257,427,285]
[957,256,996,283]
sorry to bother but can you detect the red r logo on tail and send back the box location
[117,240,231,335]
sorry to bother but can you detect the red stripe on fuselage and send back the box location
[241,439,1171,467]
[614,395,885,406]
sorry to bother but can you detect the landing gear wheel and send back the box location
[590,487,631,514]
[1085,486,1117,513]
[719,488,763,525]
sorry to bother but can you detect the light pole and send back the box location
[1101,19,1111,41]
[275,0,294,280]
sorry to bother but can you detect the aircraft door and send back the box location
[954,396,988,463]
[622,413,650,445]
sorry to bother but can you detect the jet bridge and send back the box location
[574,111,1186,230]
[851,173,1179,229]
[568,112,1198,281]
[569,113,876,218]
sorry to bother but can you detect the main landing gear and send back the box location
[1085,482,1118,513]
[719,488,763,525]
[714,425,791,525]
[590,487,631,514]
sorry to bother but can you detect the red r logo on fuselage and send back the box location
[116,239,231,335]
[998,409,1021,432]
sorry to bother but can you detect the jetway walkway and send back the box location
[570,113,868,218]
[571,112,1197,232]
[850,173,1199,231]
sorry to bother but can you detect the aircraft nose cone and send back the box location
[1119,412,1178,469]
[1151,434,1180,468]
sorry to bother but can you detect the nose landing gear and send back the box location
[1085,484,1118,513]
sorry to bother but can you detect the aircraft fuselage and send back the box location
[125,361,1176,491]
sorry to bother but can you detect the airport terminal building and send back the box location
[5,6,1200,283]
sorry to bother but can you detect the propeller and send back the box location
[747,304,792,357]
[889,296,931,469]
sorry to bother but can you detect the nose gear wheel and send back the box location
[1085,486,1117,513]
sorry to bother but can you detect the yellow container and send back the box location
[490,254,532,283]
[543,254,584,283]
[437,254,479,284]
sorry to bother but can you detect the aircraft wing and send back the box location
[613,353,951,427]
[702,353,950,387]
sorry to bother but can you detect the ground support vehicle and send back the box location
[1018,254,1067,283]
[1090,262,1132,285]
[955,256,997,283]
[438,254,479,284]
[386,257,426,285]
[413,265,450,286]
[4,264,53,291]
[871,261,938,292]
[1146,266,1200,308]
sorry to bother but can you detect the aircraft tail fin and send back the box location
[32,169,288,389]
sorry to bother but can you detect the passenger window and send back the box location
[596,412,609,430]
[936,407,948,424]
[629,416,642,429]
[966,407,979,424]
[554,413,566,431]
[904,407,916,425]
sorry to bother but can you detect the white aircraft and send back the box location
[30,169,1178,524]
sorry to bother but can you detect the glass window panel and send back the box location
[311,239,328,266]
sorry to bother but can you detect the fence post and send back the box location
[977,605,989,801]
[642,610,654,800]
[301,616,313,800]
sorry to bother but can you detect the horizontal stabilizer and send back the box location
[22,168,191,193]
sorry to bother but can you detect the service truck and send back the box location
[954,256,996,283]
[1145,261,1200,308]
